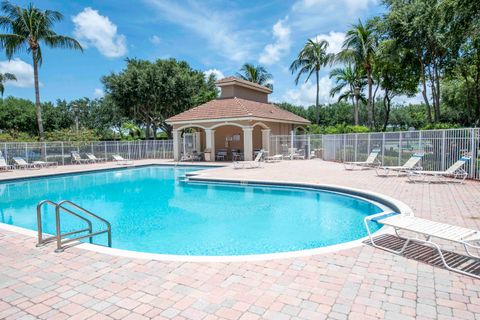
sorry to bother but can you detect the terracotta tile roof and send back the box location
[166,97,310,124]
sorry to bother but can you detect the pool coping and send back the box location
[0,162,224,183]
[0,166,413,262]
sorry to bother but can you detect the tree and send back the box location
[102,58,216,138]
[290,39,334,124]
[339,20,377,127]
[236,63,273,89]
[0,71,15,96]
[0,1,83,140]
[329,63,367,125]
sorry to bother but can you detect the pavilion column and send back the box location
[172,129,182,161]
[194,131,201,152]
[205,129,215,162]
[261,129,271,154]
[243,127,254,161]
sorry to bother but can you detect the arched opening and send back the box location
[213,125,245,161]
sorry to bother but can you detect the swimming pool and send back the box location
[0,165,384,256]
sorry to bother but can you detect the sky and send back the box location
[0,0,388,107]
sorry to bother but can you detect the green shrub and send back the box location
[0,130,37,142]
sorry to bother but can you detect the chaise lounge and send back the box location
[233,150,264,169]
[376,152,424,177]
[344,148,381,170]
[407,156,470,183]
[364,211,480,279]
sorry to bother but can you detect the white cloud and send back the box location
[259,18,291,65]
[0,58,34,88]
[283,76,334,106]
[145,0,251,62]
[93,88,104,98]
[204,69,224,80]
[150,35,161,45]
[312,31,345,54]
[72,7,127,58]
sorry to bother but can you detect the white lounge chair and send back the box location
[86,153,106,163]
[407,156,470,183]
[12,157,38,169]
[112,154,134,165]
[71,151,92,164]
[376,153,424,177]
[265,154,283,162]
[32,160,58,168]
[364,211,480,279]
[0,157,13,171]
[288,148,305,160]
[233,150,264,169]
[344,148,381,170]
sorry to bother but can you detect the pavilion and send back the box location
[166,77,310,161]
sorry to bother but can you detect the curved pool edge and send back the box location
[0,178,413,262]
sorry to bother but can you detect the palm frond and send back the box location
[44,34,83,51]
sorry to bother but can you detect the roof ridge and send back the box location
[233,97,253,116]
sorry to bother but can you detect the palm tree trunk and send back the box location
[367,68,373,128]
[354,94,359,126]
[32,53,44,140]
[315,69,320,124]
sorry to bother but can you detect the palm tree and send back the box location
[329,64,366,125]
[339,20,376,127]
[290,39,334,124]
[236,63,273,89]
[0,71,15,96]
[0,1,83,139]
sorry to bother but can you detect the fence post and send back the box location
[354,134,358,162]
[367,133,371,153]
[290,131,294,160]
[398,132,402,166]
[104,141,108,161]
[343,135,346,161]
[307,135,311,159]
[441,130,446,170]
[25,143,28,161]
[382,133,385,165]
[61,142,65,165]
[419,130,423,151]
[128,141,131,159]
[470,128,476,179]
[44,142,47,161]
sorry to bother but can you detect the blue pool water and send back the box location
[0,166,383,256]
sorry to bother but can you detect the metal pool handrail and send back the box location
[36,199,112,252]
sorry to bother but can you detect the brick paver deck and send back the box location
[1,159,479,319]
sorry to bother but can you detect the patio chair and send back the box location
[376,152,424,177]
[216,149,228,161]
[71,151,92,164]
[12,157,38,169]
[288,148,305,160]
[364,211,480,279]
[407,156,470,183]
[265,154,283,162]
[0,156,13,171]
[180,152,194,162]
[344,148,381,170]
[233,150,264,169]
[112,154,134,165]
[231,150,243,161]
[86,153,106,163]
